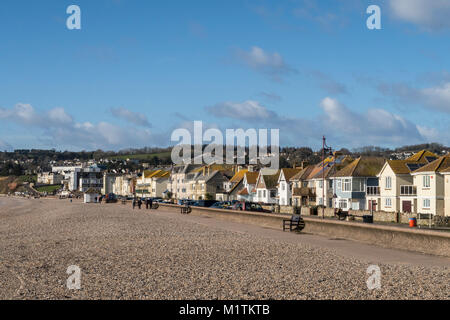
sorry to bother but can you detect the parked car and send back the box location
[232,201,271,213]
[210,202,232,209]
[191,200,219,207]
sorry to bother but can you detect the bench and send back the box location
[181,206,192,214]
[283,215,305,232]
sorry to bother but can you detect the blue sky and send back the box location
[0,0,449,151]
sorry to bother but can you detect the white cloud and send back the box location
[389,0,450,30]
[235,46,297,81]
[206,97,441,147]
[420,83,450,113]
[0,103,163,150]
[378,81,450,113]
[206,100,277,121]
[110,107,151,127]
[319,97,425,145]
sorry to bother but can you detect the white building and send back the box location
[411,156,450,216]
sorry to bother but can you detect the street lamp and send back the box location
[322,136,333,219]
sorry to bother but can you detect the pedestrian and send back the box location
[145,198,149,209]
[149,198,153,210]
[132,198,136,209]
[138,198,142,209]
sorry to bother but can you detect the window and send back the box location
[319,180,323,188]
[263,190,267,198]
[337,179,341,190]
[318,198,323,205]
[423,175,431,188]
[343,179,351,192]
[258,190,262,198]
[281,183,285,191]
[339,200,347,209]
[423,199,431,209]
[385,176,392,189]
[385,198,392,207]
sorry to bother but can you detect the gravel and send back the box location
[0,197,448,300]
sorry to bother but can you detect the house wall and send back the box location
[379,165,398,212]
[445,174,450,217]
[414,173,444,216]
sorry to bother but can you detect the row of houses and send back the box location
[158,150,450,216]
[43,149,450,217]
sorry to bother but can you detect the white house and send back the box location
[443,168,450,217]
[411,156,450,216]
[277,168,302,206]
[84,188,100,203]
[374,150,438,214]
[254,170,280,204]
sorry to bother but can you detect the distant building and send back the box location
[37,172,64,185]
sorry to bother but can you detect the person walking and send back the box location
[145,198,150,209]
[132,198,136,209]
[149,198,153,210]
[138,198,142,209]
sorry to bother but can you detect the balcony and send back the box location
[400,185,417,196]
[366,186,380,196]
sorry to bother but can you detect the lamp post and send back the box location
[322,136,333,219]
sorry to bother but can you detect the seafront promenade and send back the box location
[0,197,448,299]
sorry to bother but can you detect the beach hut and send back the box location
[84,188,100,203]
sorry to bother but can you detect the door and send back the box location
[402,201,412,213]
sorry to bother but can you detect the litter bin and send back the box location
[409,217,417,228]
[363,215,373,223]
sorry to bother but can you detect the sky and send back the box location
[0,0,449,152]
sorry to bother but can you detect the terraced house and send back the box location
[373,150,438,214]
[411,156,450,216]
[331,157,384,211]
[136,169,170,198]
[291,165,315,207]
[254,169,280,204]
[185,165,230,200]
[237,170,259,202]
[277,168,302,206]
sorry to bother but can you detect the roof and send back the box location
[385,160,421,174]
[291,165,315,181]
[406,150,438,163]
[245,171,258,184]
[280,168,302,182]
[144,169,170,179]
[412,156,450,174]
[84,188,100,194]
[258,170,281,189]
[238,188,249,195]
[333,157,385,178]
[230,169,248,183]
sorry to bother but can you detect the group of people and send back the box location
[132,197,154,210]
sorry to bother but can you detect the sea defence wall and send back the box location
[159,204,450,258]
